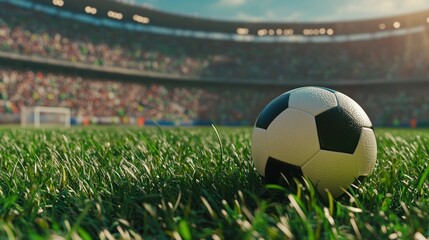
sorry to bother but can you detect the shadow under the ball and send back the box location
[264,156,303,185]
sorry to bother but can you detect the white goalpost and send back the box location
[21,106,71,127]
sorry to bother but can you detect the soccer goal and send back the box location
[21,106,71,127]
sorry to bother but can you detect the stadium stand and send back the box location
[1,3,429,82]
[0,1,429,126]
[0,67,269,125]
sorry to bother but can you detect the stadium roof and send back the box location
[30,0,429,36]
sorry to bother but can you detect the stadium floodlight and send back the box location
[257,29,267,36]
[283,29,294,35]
[379,23,386,30]
[133,14,150,24]
[327,28,334,35]
[85,6,97,15]
[393,21,401,29]
[303,29,313,36]
[107,11,123,20]
[52,0,64,7]
[21,106,71,128]
[236,28,249,35]
[426,17,429,23]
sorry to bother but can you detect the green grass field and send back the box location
[0,127,428,239]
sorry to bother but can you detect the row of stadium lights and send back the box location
[239,18,429,36]
[51,0,429,33]
[379,21,401,30]
[303,28,334,36]
[237,27,334,36]
[52,1,150,24]
[378,18,429,30]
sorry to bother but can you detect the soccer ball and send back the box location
[251,86,377,198]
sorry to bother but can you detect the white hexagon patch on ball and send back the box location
[251,86,377,198]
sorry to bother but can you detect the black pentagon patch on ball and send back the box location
[265,156,303,184]
[315,106,362,154]
[255,93,290,130]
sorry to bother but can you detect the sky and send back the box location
[130,0,429,22]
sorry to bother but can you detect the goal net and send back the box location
[21,106,71,127]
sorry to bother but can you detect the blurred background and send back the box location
[1,0,429,127]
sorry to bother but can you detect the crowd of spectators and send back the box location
[1,3,429,82]
[1,67,429,127]
[0,67,267,124]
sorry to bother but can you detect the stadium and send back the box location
[0,0,429,238]
[2,0,429,127]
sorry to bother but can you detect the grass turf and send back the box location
[0,127,428,239]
